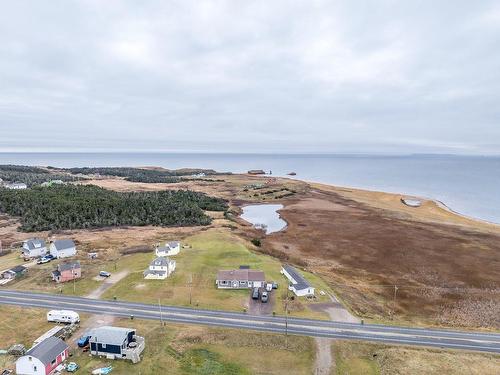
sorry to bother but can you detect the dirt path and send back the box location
[312,293,360,374]
[86,269,129,299]
[70,270,129,348]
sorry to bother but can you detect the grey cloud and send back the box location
[0,0,499,154]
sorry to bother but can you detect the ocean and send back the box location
[1,152,499,224]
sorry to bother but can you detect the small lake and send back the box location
[240,204,287,234]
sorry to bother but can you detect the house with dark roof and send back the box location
[89,326,145,363]
[22,238,47,258]
[216,269,265,289]
[155,241,181,257]
[51,261,81,283]
[49,239,76,259]
[16,336,69,375]
[1,265,27,280]
[143,257,176,280]
[281,264,315,297]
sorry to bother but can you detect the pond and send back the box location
[240,204,287,234]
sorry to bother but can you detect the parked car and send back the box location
[265,283,273,292]
[45,254,55,260]
[99,271,111,278]
[272,282,278,289]
[77,335,91,347]
[37,256,51,264]
[66,362,79,372]
[261,291,269,303]
[251,287,260,300]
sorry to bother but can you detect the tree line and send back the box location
[0,165,80,187]
[62,167,222,183]
[0,184,227,232]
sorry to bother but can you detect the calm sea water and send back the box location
[1,152,499,224]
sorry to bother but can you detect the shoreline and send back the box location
[292,178,500,229]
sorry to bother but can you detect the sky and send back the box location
[0,0,499,154]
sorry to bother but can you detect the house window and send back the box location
[28,356,32,361]
[51,359,56,365]
[33,366,37,371]
[102,343,106,348]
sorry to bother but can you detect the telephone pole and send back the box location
[158,298,163,326]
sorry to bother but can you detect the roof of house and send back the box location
[167,241,180,247]
[150,257,173,267]
[216,269,265,282]
[89,326,135,346]
[282,265,312,291]
[52,239,75,251]
[58,261,81,272]
[25,336,68,366]
[10,265,26,273]
[24,238,46,250]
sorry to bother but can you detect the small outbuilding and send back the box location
[15,336,69,375]
[155,241,181,257]
[49,239,76,259]
[1,265,27,280]
[281,264,315,297]
[51,261,81,283]
[22,238,47,258]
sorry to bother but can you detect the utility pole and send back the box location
[392,285,398,319]
[73,263,76,294]
[189,273,193,305]
[158,298,163,326]
[285,285,289,348]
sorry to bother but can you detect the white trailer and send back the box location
[47,310,80,324]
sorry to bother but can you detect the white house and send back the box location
[22,238,47,258]
[216,269,266,289]
[281,264,315,297]
[155,241,180,257]
[16,336,69,375]
[4,182,27,190]
[144,257,176,280]
[49,239,76,259]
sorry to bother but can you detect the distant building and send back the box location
[247,169,266,175]
[16,336,69,375]
[155,241,180,257]
[143,257,176,280]
[22,238,47,258]
[216,269,265,289]
[49,239,76,259]
[51,261,81,283]
[1,265,27,280]
[41,180,65,187]
[4,182,28,190]
[89,326,145,363]
[281,265,315,297]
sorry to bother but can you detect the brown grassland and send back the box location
[1,171,500,374]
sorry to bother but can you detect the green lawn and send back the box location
[101,229,331,318]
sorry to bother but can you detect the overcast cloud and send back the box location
[0,0,499,154]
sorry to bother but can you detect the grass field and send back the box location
[101,228,332,318]
[332,341,500,375]
[0,306,315,375]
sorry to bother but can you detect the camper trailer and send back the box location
[47,310,80,324]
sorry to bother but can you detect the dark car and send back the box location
[251,287,260,300]
[272,282,278,289]
[77,335,91,347]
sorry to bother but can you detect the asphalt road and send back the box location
[1,289,499,354]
